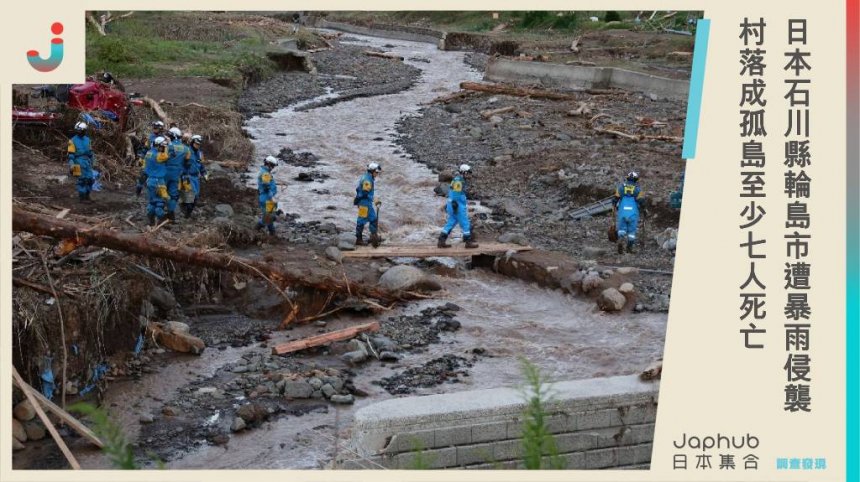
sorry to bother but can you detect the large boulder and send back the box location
[581,271,604,294]
[325,246,344,263]
[24,420,46,441]
[377,265,442,292]
[12,418,27,442]
[597,288,627,312]
[497,232,529,246]
[13,400,35,422]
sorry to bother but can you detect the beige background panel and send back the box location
[0,1,848,481]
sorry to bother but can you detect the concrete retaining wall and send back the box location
[485,58,689,101]
[338,374,658,470]
[315,20,444,46]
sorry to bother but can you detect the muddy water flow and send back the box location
[74,33,666,470]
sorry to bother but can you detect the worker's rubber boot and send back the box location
[78,192,86,202]
[255,222,264,231]
[370,233,381,248]
[617,238,626,254]
[355,232,365,246]
[84,191,92,202]
[627,240,636,254]
[437,233,451,249]
[166,211,176,223]
[464,235,479,249]
[267,225,276,236]
[147,213,156,227]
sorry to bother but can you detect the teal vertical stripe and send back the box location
[682,19,711,160]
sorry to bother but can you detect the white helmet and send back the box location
[191,134,203,144]
[154,136,168,146]
[168,127,182,139]
[152,120,165,129]
[458,164,472,174]
[264,155,278,166]
[74,121,88,132]
[367,162,381,173]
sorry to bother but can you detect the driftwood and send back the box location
[364,50,404,61]
[86,13,106,36]
[12,368,80,469]
[593,127,683,143]
[570,36,582,53]
[141,97,171,125]
[567,102,593,117]
[480,106,516,120]
[460,82,577,101]
[426,90,473,105]
[12,207,401,302]
[12,374,104,448]
[271,321,380,355]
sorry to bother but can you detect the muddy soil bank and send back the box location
[239,42,422,117]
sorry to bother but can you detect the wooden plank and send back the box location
[12,367,81,469]
[12,371,104,448]
[271,321,380,356]
[342,242,532,259]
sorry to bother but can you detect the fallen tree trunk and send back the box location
[460,82,577,101]
[271,321,380,355]
[12,207,400,302]
[141,97,171,125]
[364,50,404,61]
[147,322,205,355]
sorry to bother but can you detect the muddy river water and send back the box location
[75,32,667,470]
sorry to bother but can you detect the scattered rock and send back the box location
[282,380,314,399]
[337,232,356,251]
[502,199,527,218]
[215,204,235,218]
[341,350,368,366]
[230,416,246,432]
[562,270,586,292]
[582,246,608,258]
[23,420,46,441]
[325,246,344,263]
[237,402,268,425]
[497,232,529,246]
[377,265,441,292]
[162,406,179,417]
[616,267,639,275]
[166,321,190,334]
[581,271,604,293]
[12,418,27,442]
[597,288,626,312]
[379,351,400,361]
[329,394,354,404]
[619,282,635,294]
[12,437,25,451]
[139,413,155,424]
[13,401,35,422]
[212,433,230,445]
[320,384,337,398]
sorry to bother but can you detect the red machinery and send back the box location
[67,80,130,128]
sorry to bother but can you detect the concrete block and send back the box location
[584,447,617,469]
[434,425,472,448]
[506,419,523,439]
[546,414,571,434]
[574,409,613,430]
[456,443,496,466]
[395,446,456,469]
[493,439,524,461]
[554,432,597,453]
[633,443,654,464]
[471,421,508,443]
[559,452,586,469]
[616,446,637,466]
[464,460,519,470]
[620,403,658,425]
[386,429,435,454]
[630,423,656,445]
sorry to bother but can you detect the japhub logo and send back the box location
[27,22,64,72]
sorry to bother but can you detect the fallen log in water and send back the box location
[271,321,380,356]
[146,322,206,355]
[11,207,402,302]
[364,50,404,61]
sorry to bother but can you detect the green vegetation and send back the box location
[69,402,138,469]
[519,359,565,470]
[85,12,279,82]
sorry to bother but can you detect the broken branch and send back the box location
[271,321,380,356]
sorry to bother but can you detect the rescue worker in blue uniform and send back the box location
[256,156,279,235]
[136,120,165,196]
[67,121,95,202]
[164,126,190,222]
[354,162,382,248]
[181,134,208,218]
[144,136,171,226]
[438,164,479,249]
[613,171,644,254]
